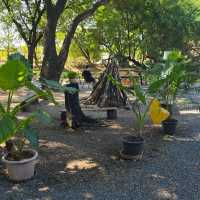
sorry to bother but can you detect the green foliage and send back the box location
[8,52,32,79]
[0,114,17,144]
[81,0,200,65]
[0,59,56,156]
[61,71,79,79]
[148,50,195,106]
[22,128,38,148]
[0,60,27,90]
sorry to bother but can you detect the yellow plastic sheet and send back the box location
[149,99,169,124]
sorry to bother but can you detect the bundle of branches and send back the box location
[83,61,127,107]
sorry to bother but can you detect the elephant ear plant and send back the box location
[148,50,196,135]
[0,59,73,181]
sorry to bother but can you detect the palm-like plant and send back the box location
[108,75,148,136]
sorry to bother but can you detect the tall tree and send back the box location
[90,0,200,64]
[40,0,109,82]
[2,0,45,66]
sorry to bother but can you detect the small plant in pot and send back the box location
[108,75,148,158]
[0,59,57,181]
[122,89,148,158]
[148,50,195,135]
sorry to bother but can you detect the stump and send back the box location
[64,82,96,128]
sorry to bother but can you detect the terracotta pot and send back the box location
[2,149,38,181]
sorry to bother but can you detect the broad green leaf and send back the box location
[42,79,77,93]
[33,110,52,124]
[8,52,32,80]
[0,114,17,144]
[0,60,27,91]
[23,128,38,147]
[25,81,47,98]
[45,89,58,105]
[18,116,34,130]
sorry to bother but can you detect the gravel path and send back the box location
[0,91,200,200]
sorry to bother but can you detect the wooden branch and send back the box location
[18,10,31,33]
[2,0,28,43]
[55,0,68,17]
[34,6,45,28]
[35,32,44,46]
[22,0,33,17]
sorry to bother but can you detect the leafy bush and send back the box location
[0,59,56,159]
[148,50,196,108]
[61,71,79,80]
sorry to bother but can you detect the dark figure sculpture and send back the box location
[82,65,96,84]
[62,80,96,128]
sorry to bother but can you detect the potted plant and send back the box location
[0,59,57,181]
[108,75,170,158]
[122,84,148,158]
[148,50,195,135]
[108,76,149,157]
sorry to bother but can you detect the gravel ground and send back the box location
[0,91,200,200]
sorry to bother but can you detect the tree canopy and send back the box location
[0,0,200,80]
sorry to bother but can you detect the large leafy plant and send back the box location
[8,52,33,80]
[0,59,58,159]
[148,50,196,109]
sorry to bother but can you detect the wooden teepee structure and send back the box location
[83,60,127,107]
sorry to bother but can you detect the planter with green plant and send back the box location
[0,59,59,181]
[148,50,195,135]
[122,88,148,157]
[109,76,149,157]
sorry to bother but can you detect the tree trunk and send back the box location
[40,0,109,82]
[40,11,63,81]
[28,44,35,67]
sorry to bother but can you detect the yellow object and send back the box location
[149,99,169,124]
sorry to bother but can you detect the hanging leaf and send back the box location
[8,52,32,80]
[22,128,38,147]
[0,114,17,144]
[42,79,77,93]
[0,60,27,91]
[32,110,52,124]
[18,115,35,130]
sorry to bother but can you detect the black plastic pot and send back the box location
[122,135,144,156]
[161,104,173,116]
[162,118,178,135]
